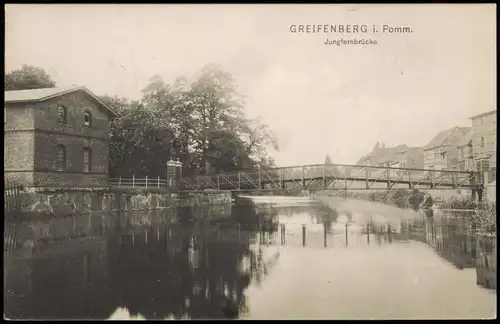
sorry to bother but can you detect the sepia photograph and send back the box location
[4,3,497,320]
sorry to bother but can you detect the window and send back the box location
[57,106,67,124]
[56,145,66,171]
[458,147,464,160]
[83,148,92,172]
[84,111,92,127]
[480,137,485,148]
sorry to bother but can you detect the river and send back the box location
[3,196,496,320]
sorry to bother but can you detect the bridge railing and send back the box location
[108,177,171,189]
[111,164,476,191]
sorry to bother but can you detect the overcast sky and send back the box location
[5,4,496,166]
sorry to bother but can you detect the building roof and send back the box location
[4,86,118,117]
[469,110,497,120]
[424,126,470,150]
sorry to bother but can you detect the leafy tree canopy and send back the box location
[5,64,56,90]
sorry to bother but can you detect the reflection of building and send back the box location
[4,237,113,319]
[4,87,117,187]
[469,110,497,182]
[423,126,471,170]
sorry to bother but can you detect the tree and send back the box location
[5,64,56,90]
[106,65,278,178]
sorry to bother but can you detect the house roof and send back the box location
[4,86,118,117]
[469,110,496,120]
[424,126,470,150]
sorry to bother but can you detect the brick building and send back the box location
[4,86,117,187]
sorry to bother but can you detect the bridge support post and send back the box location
[451,172,456,189]
[238,172,241,190]
[280,169,285,190]
[217,175,220,190]
[281,224,286,245]
[365,167,369,189]
[323,166,327,189]
[408,170,412,189]
[301,167,306,189]
[386,166,391,189]
[302,225,306,247]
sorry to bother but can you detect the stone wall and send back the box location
[14,188,233,219]
[17,188,179,218]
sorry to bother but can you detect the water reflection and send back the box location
[3,197,496,320]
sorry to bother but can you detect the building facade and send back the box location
[455,132,474,172]
[469,110,497,183]
[423,126,471,170]
[4,87,117,187]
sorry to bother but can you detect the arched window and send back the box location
[57,106,67,124]
[84,111,92,127]
[83,148,92,172]
[56,145,66,171]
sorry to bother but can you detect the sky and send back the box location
[5,4,496,166]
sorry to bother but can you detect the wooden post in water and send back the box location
[157,228,160,243]
[145,229,148,244]
[324,224,327,248]
[281,224,286,245]
[302,225,306,247]
[388,224,392,243]
[367,223,370,244]
[345,223,349,247]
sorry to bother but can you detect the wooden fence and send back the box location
[4,182,23,220]
[476,234,497,289]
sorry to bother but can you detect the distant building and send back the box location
[469,110,496,182]
[4,86,118,187]
[423,126,471,170]
[390,147,425,170]
[356,142,409,168]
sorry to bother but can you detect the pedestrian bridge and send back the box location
[110,164,476,192]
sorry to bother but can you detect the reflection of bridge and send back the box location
[178,164,475,192]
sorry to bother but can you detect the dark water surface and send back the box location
[4,197,496,320]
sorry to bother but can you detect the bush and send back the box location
[469,202,496,234]
[439,196,476,210]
